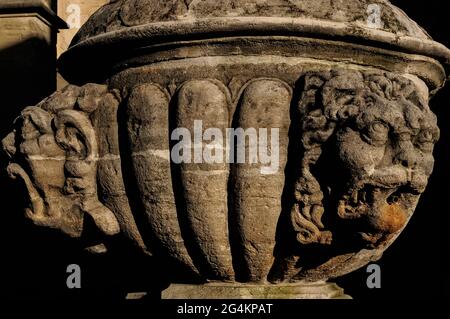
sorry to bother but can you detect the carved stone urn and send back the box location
[3,0,450,299]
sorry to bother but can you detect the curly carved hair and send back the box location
[291,69,432,245]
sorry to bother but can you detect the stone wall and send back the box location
[0,0,65,138]
[57,0,108,57]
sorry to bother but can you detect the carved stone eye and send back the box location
[417,130,434,143]
[415,130,435,152]
[364,121,389,146]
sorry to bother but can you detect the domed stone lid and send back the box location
[71,0,431,42]
[59,0,450,84]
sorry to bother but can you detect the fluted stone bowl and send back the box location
[3,0,450,296]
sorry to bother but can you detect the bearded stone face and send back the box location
[292,70,440,248]
[2,85,120,246]
[334,77,439,244]
[4,106,69,232]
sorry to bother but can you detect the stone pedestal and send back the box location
[162,282,351,299]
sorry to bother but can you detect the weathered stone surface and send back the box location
[175,80,234,280]
[72,0,431,42]
[126,83,197,272]
[58,0,450,85]
[231,79,291,282]
[2,0,450,299]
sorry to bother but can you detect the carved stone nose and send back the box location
[395,143,418,169]
[399,156,417,169]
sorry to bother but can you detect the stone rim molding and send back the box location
[58,0,450,87]
[3,0,450,298]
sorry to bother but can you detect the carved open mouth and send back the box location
[337,184,421,244]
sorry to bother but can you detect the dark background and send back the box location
[0,0,448,300]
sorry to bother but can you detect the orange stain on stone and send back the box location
[372,203,407,234]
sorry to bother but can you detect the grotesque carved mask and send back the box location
[2,84,120,248]
[292,70,439,252]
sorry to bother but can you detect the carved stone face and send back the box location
[7,106,68,231]
[2,85,120,245]
[334,77,439,243]
[294,71,439,248]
